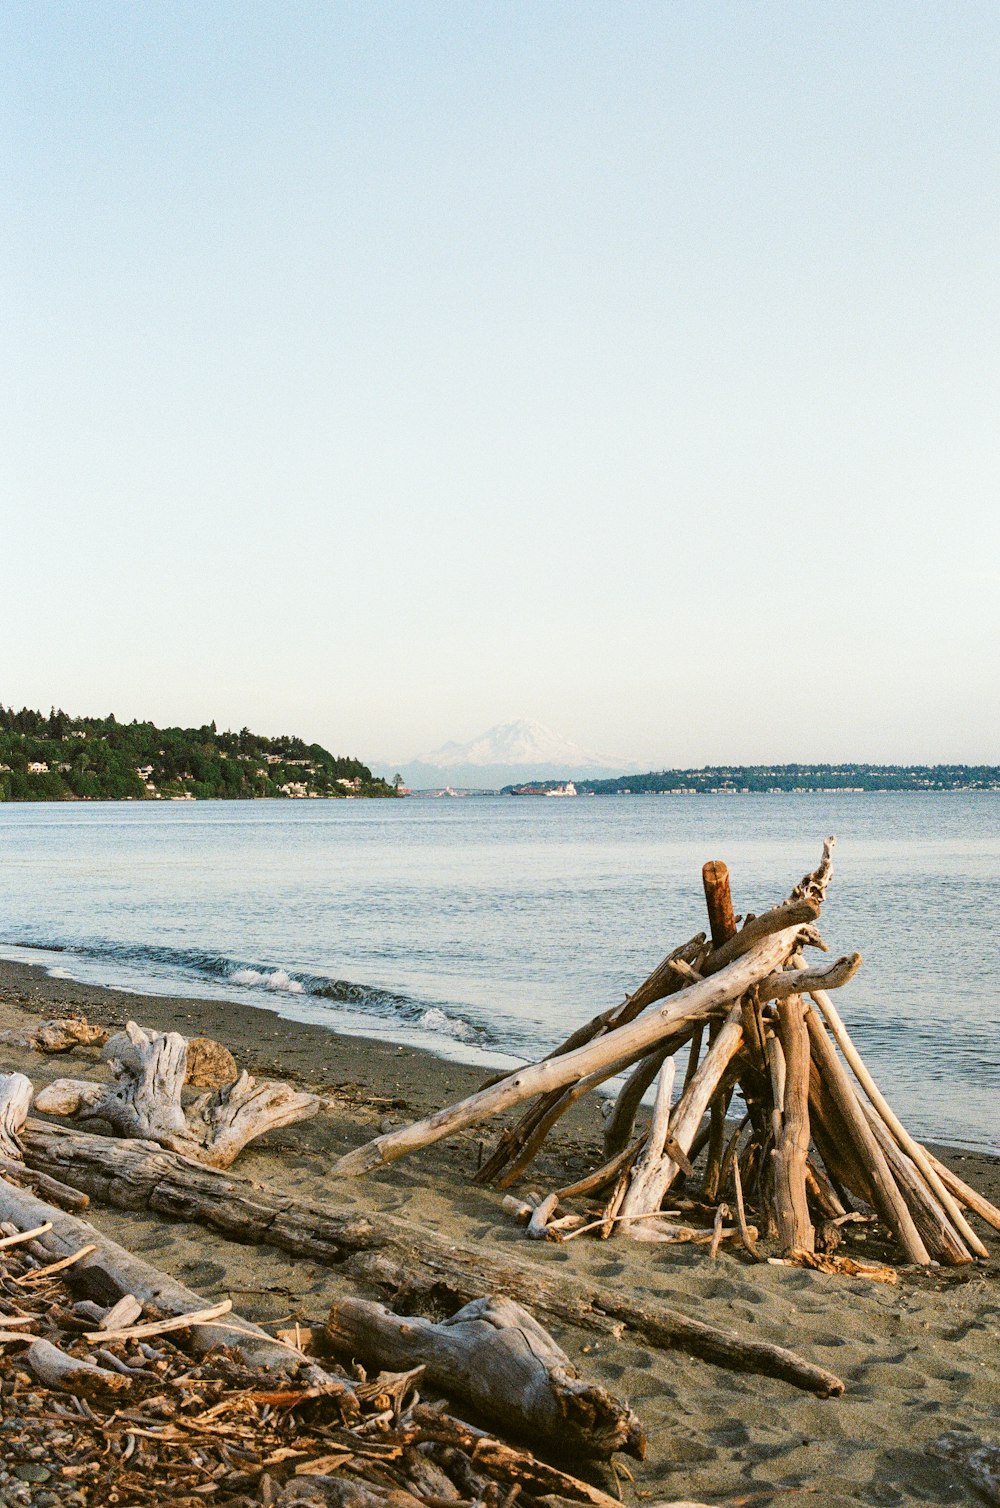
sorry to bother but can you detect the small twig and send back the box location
[0,1221,53,1250]
[16,1243,96,1283]
[731,1157,764,1262]
[85,1299,234,1343]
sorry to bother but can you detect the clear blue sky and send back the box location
[4,2,998,766]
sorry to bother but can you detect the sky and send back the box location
[4,1,999,769]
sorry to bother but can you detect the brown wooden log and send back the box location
[702,860,737,950]
[804,983,988,1260]
[701,860,739,1201]
[771,996,814,1253]
[804,1007,931,1264]
[862,1108,971,1264]
[24,1336,136,1399]
[925,1152,1000,1234]
[20,1119,844,1396]
[325,1294,645,1460]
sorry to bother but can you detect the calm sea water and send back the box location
[0,796,997,1152]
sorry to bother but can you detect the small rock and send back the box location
[14,1465,50,1483]
[185,1037,238,1088]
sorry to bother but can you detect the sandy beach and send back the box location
[1,956,998,1507]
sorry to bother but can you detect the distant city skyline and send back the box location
[5,2,999,766]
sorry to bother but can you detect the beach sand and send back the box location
[1,957,998,1507]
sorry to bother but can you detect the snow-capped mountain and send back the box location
[393,719,624,790]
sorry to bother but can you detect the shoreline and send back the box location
[2,956,999,1506]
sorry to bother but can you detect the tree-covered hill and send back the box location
[0,707,396,801]
[573,764,1000,795]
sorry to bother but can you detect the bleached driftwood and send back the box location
[803,1006,930,1264]
[325,1293,646,1460]
[33,1022,320,1168]
[331,931,851,1178]
[25,1336,136,1399]
[0,1073,33,1158]
[618,1012,746,1240]
[18,1118,845,1395]
[0,1172,345,1382]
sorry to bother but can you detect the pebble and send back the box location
[14,1465,50,1483]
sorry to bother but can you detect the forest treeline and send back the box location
[0,707,395,801]
[574,764,1000,795]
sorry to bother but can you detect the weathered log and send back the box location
[862,1107,971,1265]
[0,1171,348,1384]
[0,1072,33,1158]
[325,1294,645,1460]
[616,1055,677,1232]
[24,1336,136,1399]
[702,859,737,950]
[803,1006,931,1264]
[701,862,739,1199]
[804,983,989,1260]
[771,996,814,1254]
[34,1021,320,1168]
[331,927,827,1178]
[19,1119,844,1395]
[0,1152,90,1212]
[926,1151,1000,1234]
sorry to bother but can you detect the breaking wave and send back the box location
[1,936,496,1050]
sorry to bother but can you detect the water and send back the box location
[0,795,997,1152]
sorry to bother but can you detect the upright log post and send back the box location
[702,861,738,1199]
[771,996,815,1253]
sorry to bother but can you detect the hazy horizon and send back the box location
[6,3,999,766]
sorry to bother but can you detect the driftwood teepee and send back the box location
[331,839,993,1270]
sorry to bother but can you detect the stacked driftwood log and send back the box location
[326,839,997,1272]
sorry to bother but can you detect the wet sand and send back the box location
[1,957,998,1507]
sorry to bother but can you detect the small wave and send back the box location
[47,966,74,980]
[417,1006,475,1041]
[229,967,304,994]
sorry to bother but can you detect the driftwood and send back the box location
[331,930,851,1178]
[325,1293,646,1460]
[343,837,991,1275]
[0,1170,334,1378]
[0,1072,32,1158]
[24,1335,136,1399]
[1,1209,649,1508]
[0,1016,109,1053]
[18,1117,845,1397]
[33,1020,320,1168]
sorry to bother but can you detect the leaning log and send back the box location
[331,931,844,1178]
[19,1118,845,1397]
[325,1293,646,1460]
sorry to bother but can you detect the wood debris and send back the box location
[328,840,998,1273]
